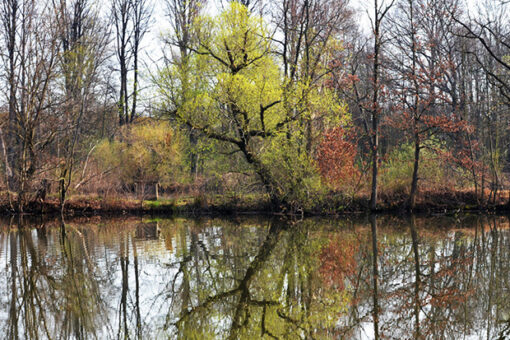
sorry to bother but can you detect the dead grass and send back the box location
[0,188,507,216]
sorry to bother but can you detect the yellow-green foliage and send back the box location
[158,3,281,131]
[94,120,182,187]
[260,133,325,210]
[380,141,448,194]
[156,3,350,206]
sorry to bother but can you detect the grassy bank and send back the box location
[0,189,507,217]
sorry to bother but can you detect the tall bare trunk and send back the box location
[4,0,19,193]
[369,0,393,211]
[409,136,420,210]
[408,0,420,212]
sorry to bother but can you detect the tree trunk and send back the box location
[370,132,379,211]
[409,0,419,212]
[6,0,18,193]
[239,142,283,209]
[0,128,14,209]
[369,0,382,212]
[119,58,128,125]
[189,129,198,178]
[59,172,67,218]
[130,40,139,124]
[409,137,420,210]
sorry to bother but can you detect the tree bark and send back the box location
[409,137,420,211]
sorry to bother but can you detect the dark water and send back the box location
[0,215,509,339]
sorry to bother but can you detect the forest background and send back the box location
[1,0,510,214]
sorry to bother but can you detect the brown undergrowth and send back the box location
[0,188,507,217]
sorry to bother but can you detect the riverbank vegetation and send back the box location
[1,0,510,215]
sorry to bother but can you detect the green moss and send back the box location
[143,199,175,210]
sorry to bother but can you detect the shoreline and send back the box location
[0,190,507,218]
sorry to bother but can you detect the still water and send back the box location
[0,215,509,339]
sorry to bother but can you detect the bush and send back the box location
[92,120,183,197]
[379,140,454,196]
[316,127,362,196]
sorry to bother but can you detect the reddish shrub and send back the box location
[317,127,360,191]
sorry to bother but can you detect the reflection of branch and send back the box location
[261,305,279,339]
[249,299,278,307]
[174,223,285,335]
[19,230,53,338]
[276,309,312,338]
[174,288,240,326]
[197,239,215,281]
[66,225,93,270]
[497,320,510,340]
[31,287,52,338]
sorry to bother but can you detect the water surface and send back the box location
[0,215,509,339]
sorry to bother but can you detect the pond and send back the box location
[0,215,509,339]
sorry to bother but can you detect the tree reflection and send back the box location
[1,217,111,339]
[158,219,353,339]
[0,215,508,339]
[8,217,18,340]
[371,214,380,340]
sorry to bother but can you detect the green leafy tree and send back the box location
[157,3,348,209]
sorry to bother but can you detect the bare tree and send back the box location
[1,0,19,207]
[339,0,394,211]
[452,1,510,203]
[112,0,152,126]
[130,0,151,123]
[452,2,510,102]
[368,0,395,211]
[0,0,60,212]
[112,0,132,125]
[53,0,111,215]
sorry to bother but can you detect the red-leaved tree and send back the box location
[317,127,364,196]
